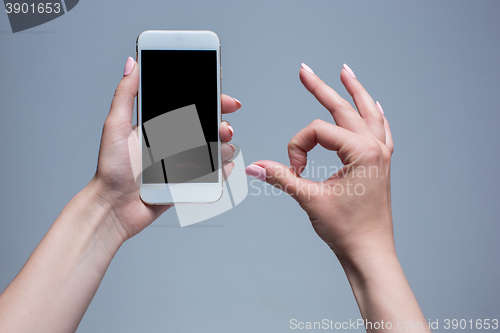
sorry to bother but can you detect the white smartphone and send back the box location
[137,30,222,205]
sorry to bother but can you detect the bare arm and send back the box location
[0,181,129,333]
[339,241,428,332]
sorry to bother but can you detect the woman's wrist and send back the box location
[338,244,400,291]
[336,239,429,331]
[327,215,396,269]
[332,227,400,300]
[63,177,129,257]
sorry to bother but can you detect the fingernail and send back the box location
[245,165,267,181]
[227,125,234,136]
[301,63,314,74]
[343,63,356,79]
[123,57,135,77]
[228,144,236,153]
[234,98,242,109]
[376,101,384,115]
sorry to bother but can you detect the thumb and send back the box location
[246,160,313,202]
[107,57,138,127]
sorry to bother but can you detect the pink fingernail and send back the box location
[376,101,384,115]
[123,57,135,77]
[343,63,356,79]
[301,63,314,74]
[227,125,234,136]
[245,165,266,181]
[234,98,242,108]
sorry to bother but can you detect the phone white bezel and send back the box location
[137,30,222,205]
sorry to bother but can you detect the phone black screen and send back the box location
[141,50,219,184]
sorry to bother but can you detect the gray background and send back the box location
[1,1,499,332]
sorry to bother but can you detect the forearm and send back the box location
[0,180,126,333]
[339,244,430,332]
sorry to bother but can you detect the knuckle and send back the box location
[388,142,395,155]
[382,148,392,166]
[287,137,299,151]
[360,140,384,164]
[340,99,353,111]
[103,117,118,133]
[310,119,325,128]
[103,118,112,131]
[113,84,134,106]
[113,84,126,99]
[310,80,323,98]
[378,112,385,123]
[369,109,385,123]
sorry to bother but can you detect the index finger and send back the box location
[288,119,362,175]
